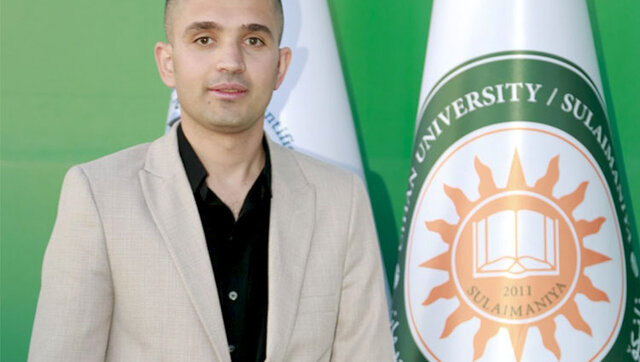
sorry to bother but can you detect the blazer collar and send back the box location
[139,125,231,362]
[139,125,315,361]
[264,137,315,361]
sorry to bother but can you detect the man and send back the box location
[28,0,393,361]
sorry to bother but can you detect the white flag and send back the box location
[391,0,639,361]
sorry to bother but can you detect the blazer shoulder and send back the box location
[274,143,358,189]
[75,142,152,181]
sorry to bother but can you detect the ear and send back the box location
[274,47,292,90]
[154,41,176,88]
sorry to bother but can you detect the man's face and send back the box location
[155,0,290,134]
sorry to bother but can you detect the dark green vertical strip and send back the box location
[587,0,639,251]
[587,2,640,359]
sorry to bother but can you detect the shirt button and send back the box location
[229,344,236,353]
[228,291,238,301]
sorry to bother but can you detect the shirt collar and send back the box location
[177,123,272,200]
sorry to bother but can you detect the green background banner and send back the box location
[1,1,638,359]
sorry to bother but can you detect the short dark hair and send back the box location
[164,0,284,43]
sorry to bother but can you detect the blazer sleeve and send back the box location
[330,174,394,361]
[29,166,113,362]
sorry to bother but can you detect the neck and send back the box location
[180,117,266,212]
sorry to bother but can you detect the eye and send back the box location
[245,37,264,47]
[195,36,213,46]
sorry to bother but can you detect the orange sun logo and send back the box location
[422,150,611,361]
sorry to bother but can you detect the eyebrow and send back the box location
[242,23,274,40]
[183,21,274,40]
[183,21,220,35]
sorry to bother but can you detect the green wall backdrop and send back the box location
[1,1,638,360]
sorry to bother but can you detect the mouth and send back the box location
[207,83,249,100]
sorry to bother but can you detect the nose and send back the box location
[216,41,246,74]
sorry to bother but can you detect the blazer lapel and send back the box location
[139,126,231,362]
[265,139,316,361]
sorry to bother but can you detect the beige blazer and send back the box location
[29,125,394,362]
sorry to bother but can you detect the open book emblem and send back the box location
[473,209,559,278]
[416,145,614,362]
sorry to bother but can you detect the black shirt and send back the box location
[177,125,270,362]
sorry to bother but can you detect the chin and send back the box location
[201,117,260,135]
